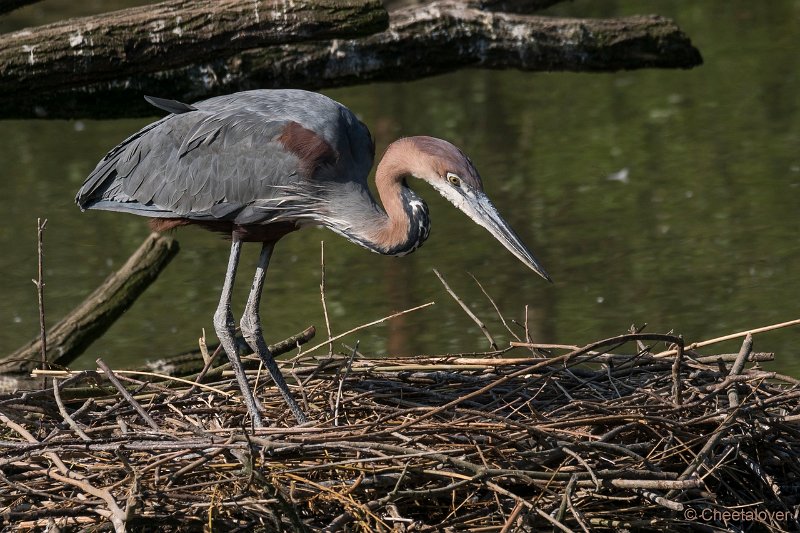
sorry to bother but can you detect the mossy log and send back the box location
[0,1,701,119]
[0,0,388,97]
[0,233,179,377]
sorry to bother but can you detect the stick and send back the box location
[727,333,753,409]
[52,378,91,442]
[33,218,47,371]
[469,272,520,342]
[96,358,160,431]
[320,241,333,356]
[433,269,496,350]
[671,339,683,405]
[654,318,800,358]
[334,342,358,427]
[294,302,435,359]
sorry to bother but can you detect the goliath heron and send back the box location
[76,89,550,426]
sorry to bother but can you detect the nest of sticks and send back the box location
[1,326,800,532]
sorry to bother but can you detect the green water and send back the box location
[1,1,798,373]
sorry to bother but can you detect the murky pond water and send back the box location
[1,1,798,373]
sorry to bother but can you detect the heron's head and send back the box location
[393,136,551,282]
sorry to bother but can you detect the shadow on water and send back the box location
[0,1,798,373]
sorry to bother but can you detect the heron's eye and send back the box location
[447,173,461,187]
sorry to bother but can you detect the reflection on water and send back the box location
[0,2,798,373]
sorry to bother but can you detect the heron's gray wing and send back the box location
[77,109,306,222]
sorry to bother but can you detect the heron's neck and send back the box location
[351,142,431,256]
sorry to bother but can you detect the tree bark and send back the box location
[0,233,180,375]
[390,0,567,13]
[0,0,388,96]
[0,2,702,119]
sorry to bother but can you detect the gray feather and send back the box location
[144,95,197,115]
[76,89,376,226]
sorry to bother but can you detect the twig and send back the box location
[334,342,358,426]
[96,358,160,431]
[671,339,683,405]
[198,329,211,365]
[566,476,590,533]
[563,447,600,490]
[469,272,520,342]
[727,333,752,408]
[52,378,91,442]
[632,488,684,511]
[295,302,435,358]
[524,305,532,347]
[499,500,525,533]
[654,318,800,358]
[320,241,334,356]
[33,218,48,372]
[433,269,496,350]
[34,367,235,397]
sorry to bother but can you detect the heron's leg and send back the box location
[213,237,265,428]
[240,242,308,424]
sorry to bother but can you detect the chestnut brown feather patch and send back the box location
[278,121,338,176]
[149,218,191,232]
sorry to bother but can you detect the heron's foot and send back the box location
[241,308,308,424]
[214,306,265,428]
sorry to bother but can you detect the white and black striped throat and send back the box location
[385,186,430,257]
[326,186,430,257]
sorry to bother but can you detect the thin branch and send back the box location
[52,378,91,442]
[334,342,358,426]
[433,269,496,350]
[294,302,435,358]
[320,241,333,356]
[469,272,520,342]
[654,318,800,358]
[96,358,160,431]
[33,218,47,372]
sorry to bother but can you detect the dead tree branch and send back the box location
[1,233,179,377]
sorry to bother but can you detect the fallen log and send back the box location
[391,0,566,13]
[0,233,179,377]
[0,0,388,96]
[0,1,701,119]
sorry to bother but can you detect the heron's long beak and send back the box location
[463,192,552,282]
